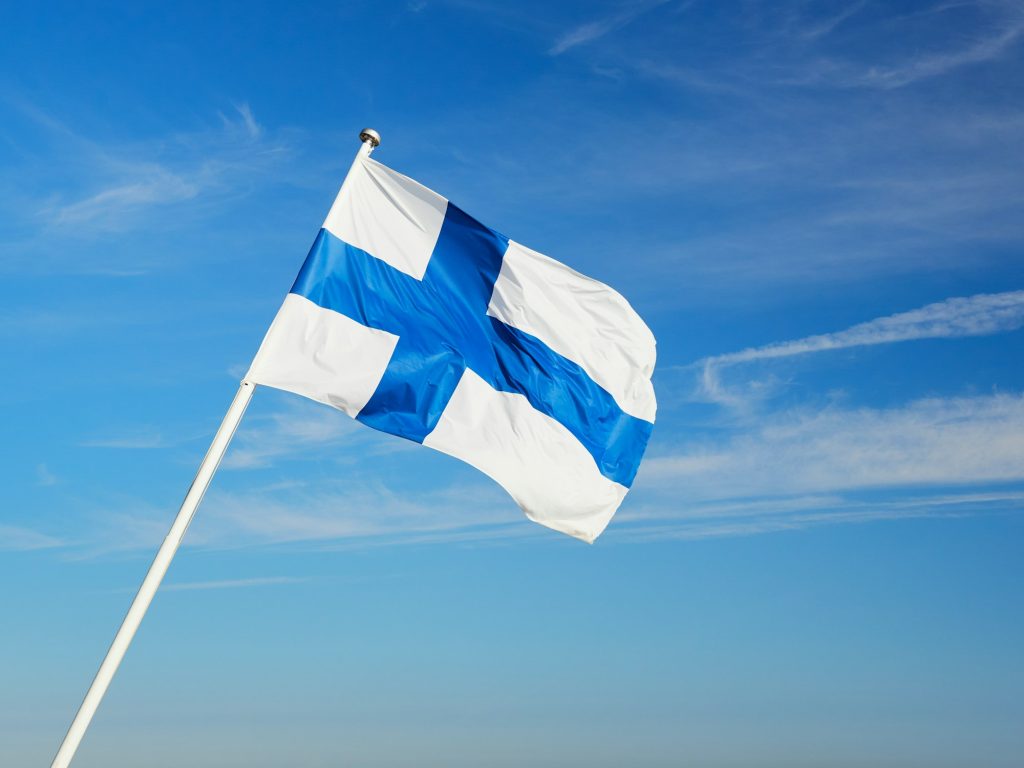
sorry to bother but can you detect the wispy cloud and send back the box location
[223,398,414,470]
[226,102,262,140]
[710,289,1024,363]
[161,576,306,592]
[553,0,1023,91]
[0,308,130,336]
[57,389,1024,555]
[549,1,669,55]
[422,84,1024,311]
[80,429,169,449]
[797,0,868,40]
[653,288,1024,539]
[773,3,1024,90]
[643,393,1024,498]
[854,15,1024,89]
[696,290,1024,404]
[197,480,524,549]
[614,490,1024,542]
[0,523,63,551]
[53,169,200,227]
[70,477,530,557]
[36,463,58,487]
[615,388,1024,541]
[62,397,530,557]
[0,100,293,265]
[223,401,355,470]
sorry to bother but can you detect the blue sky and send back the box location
[2,1,1023,765]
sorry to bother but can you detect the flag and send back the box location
[247,154,656,542]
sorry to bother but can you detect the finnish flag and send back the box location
[247,154,656,542]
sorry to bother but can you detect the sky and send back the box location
[1,1,1023,766]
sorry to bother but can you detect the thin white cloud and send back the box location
[550,18,624,55]
[53,170,199,227]
[642,393,1024,498]
[780,6,1024,90]
[80,430,168,449]
[549,1,668,55]
[231,102,262,140]
[161,576,306,592]
[696,290,1024,404]
[614,490,1024,542]
[856,16,1024,88]
[64,399,527,557]
[12,102,291,236]
[715,289,1024,365]
[36,463,58,487]
[0,308,126,336]
[615,390,1024,540]
[223,401,354,470]
[196,481,523,549]
[797,0,868,40]
[590,1,1022,92]
[71,478,530,557]
[0,523,63,551]
[60,390,1024,554]
[223,398,414,470]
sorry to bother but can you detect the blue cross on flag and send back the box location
[247,153,656,541]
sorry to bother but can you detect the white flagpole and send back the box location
[49,380,255,768]
[50,128,381,768]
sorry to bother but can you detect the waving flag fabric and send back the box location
[247,155,656,542]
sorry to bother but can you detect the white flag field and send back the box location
[248,150,657,542]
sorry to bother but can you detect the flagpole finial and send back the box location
[359,128,381,149]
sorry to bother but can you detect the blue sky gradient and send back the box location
[2,1,1023,766]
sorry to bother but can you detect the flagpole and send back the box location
[49,381,255,768]
[50,128,382,768]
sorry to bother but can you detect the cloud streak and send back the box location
[855,15,1024,89]
[768,3,1024,90]
[0,100,293,263]
[36,463,58,487]
[549,1,669,55]
[615,490,1024,542]
[69,477,531,557]
[223,398,415,470]
[80,430,169,449]
[797,0,868,40]
[161,576,306,592]
[53,169,200,227]
[696,290,1024,405]
[713,289,1024,366]
[620,387,1024,541]
[643,393,1024,498]
[0,523,63,551]
[75,391,1024,554]
[196,481,525,549]
[223,401,358,470]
